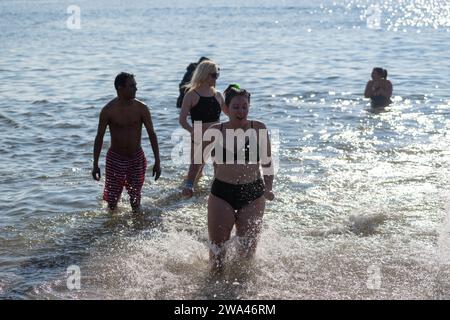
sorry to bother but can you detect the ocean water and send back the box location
[1,0,450,299]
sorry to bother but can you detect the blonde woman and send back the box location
[179,60,224,197]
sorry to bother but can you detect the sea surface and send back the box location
[1,0,450,299]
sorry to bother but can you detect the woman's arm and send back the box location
[179,91,194,134]
[379,80,393,98]
[364,80,374,98]
[256,121,275,200]
[216,91,226,114]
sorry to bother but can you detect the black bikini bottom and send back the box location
[211,178,265,211]
[371,95,391,108]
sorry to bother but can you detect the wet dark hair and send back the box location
[114,72,135,90]
[373,67,388,79]
[224,84,251,106]
[198,56,210,63]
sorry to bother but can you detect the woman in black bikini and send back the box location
[205,84,274,273]
[179,60,225,198]
[364,67,393,108]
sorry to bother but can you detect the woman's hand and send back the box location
[264,190,275,201]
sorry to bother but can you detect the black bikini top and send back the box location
[213,121,261,164]
[190,90,221,123]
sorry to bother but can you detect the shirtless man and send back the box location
[92,72,161,212]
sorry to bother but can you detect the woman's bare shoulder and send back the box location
[184,89,197,97]
[208,122,223,130]
[214,90,225,103]
[251,120,267,129]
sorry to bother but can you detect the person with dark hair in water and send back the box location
[92,72,161,213]
[202,84,274,273]
[364,67,393,108]
[176,57,210,108]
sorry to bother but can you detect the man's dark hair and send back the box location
[114,72,135,91]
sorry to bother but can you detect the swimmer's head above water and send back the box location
[372,67,388,80]
[223,84,251,120]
